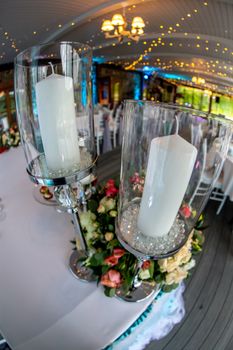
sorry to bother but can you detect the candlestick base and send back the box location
[69,250,97,282]
[116,281,160,302]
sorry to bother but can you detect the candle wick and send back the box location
[48,61,55,75]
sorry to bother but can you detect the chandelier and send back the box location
[101,14,145,42]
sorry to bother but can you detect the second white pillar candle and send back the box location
[137,134,197,238]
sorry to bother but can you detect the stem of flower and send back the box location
[132,258,144,288]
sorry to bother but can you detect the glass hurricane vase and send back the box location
[116,101,232,301]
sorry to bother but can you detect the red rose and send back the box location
[106,179,115,187]
[104,255,119,266]
[105,187,118,197]
[142,260,151,270]
[179,205,192,218]
[101,269,122,288]
[105,179,118,197]
[113,248,125,258]
[0,147,7,154]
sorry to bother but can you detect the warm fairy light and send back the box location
[33,31,37,35]
[204,2,208,5]
[125,2,213,70]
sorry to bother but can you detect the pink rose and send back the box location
[104,255,119,266]
[113,248,125,258]
[101,269,121,288]
[130,173,140,184]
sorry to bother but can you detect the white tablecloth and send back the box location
[0,148,184,350]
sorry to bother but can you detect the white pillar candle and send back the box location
[137,134,197,238]
[35,73,80,173]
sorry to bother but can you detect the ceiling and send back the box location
[1,0,233,94]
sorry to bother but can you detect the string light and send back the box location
[125,1,232,72]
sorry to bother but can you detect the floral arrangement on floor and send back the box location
[72,178,205,297]
[0,124,20,153]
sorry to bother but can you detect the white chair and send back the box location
[94,112,104,156]
[189,139,226,214]
[113,107,121,148]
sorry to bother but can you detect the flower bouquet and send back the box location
[72,179,204,297]
[0,124,20,153]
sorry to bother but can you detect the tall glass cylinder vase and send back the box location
[15,41,96,184]
[14,42,97,281]
[116,101,232,301]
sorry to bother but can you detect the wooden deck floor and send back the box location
[98,148,233,350]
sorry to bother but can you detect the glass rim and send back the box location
[14,41,92,67]
[123,100,233,125]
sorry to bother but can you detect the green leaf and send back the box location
[87,199,99,213]
[108,224,114,232]
[155,274,164,283]
[104,287,116,297]
[101,265,109,275]
[193,230,205,246]
[149,261,155,278]
[88,252,105,266]
[162,283,179,293]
